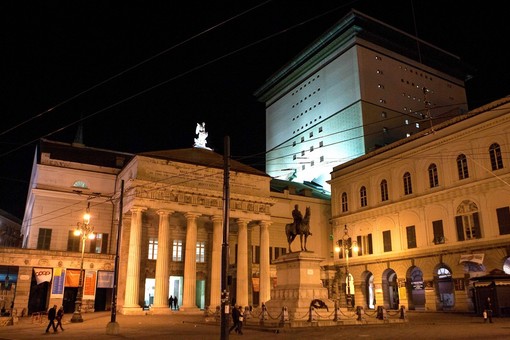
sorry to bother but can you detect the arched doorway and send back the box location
[407,266,425,310]
[383,269,399,310]
[362,272,376,310]
[436,265,455,310]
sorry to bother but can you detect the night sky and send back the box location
[1,1,509,219]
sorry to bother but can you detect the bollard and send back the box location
[399,305,406,319]
[308,305,314,322]
[356,306,363,321]
[376,306,383,320]
[333,300,339,322]
[282,306,289,321]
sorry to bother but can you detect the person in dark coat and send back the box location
[485,297,493,323]
[237,306,244,335]
[169,296,174,309]
[229,304,240,334]
[173,296,178,310]
[45,305,58,333]
[55,306,64,331]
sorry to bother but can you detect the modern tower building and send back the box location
[255,9,471,191]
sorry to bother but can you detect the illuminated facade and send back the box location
[255,10,470,191]
[328,97,510,313]
[11,139,331,316]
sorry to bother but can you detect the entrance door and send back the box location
[196,280,205,310]
[169,276,183,309]
[28,277,50,315]
[144,278,155,308]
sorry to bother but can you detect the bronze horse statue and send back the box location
[285,206,312,252]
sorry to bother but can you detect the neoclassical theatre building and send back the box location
[328,97,510,313]
[14,136,331,316]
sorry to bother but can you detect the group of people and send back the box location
[229,304,245,335]
[45,305,64,333]
[168,295,178,310]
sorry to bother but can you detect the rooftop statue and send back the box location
[194,122,210,149]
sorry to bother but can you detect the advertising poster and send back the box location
[83,270,97,299]
[65,269,81,287]
[51,267,66,298]
[97,271,114,288]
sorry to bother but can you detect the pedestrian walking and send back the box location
[173,296,178,310]
[55,306,64,331]
[169,295,174,309]
[228,304,240,334]
[237,306,245,335]
[45,304,58,333]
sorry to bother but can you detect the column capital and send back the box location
[156,209,174,217]
[236,218,251,226]
[259,220,272,228]
[184,212,200,220]
[130,206,147,213]
[211,215,223,223]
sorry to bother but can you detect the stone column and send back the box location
[152,209,173,312]
[236,218,249,308]
[209,216,223,309]
[259,220,271,304]
[124,207,146,311]
[181,212,200,311]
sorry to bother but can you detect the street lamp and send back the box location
[70,202,95,323]
[334,225,358,308]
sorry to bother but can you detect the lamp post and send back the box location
[335,225,358,308]
[70,202,95,323]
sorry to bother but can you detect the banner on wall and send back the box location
[34,268,52,284]
[97,271,114,288]
[51,268,66,297]
[83,270,97,299]
[65,269,81,287]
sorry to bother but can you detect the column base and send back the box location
[149,306,174,315]
[178,305,201,313]
[119,306,145,315]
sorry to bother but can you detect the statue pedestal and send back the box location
[264,251,334,327]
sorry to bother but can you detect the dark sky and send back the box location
[1,1,509,219]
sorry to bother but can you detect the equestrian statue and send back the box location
[285,204,312,252]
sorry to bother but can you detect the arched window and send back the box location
[428,163,439,188]
[360,186,367,207]
[457,154,469,179]
[489,143,504,170]
[403,172,413,195]
[341,192,348,212]
[455,200,481,240]
[380,179,389,201]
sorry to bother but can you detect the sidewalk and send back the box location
[1,310,509,340]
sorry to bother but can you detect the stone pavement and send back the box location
[1,311,509,340]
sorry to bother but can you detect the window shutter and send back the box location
[455,216,465,241]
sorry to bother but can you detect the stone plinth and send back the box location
[264,251,334,326]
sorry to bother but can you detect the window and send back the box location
[428,163,439,188]
[274,247,286,260]
[457,154,469,179]
[37,228,52,250]
[360,186,367,207]
[252,245,260,264]
[403,172,413,195]
[67,231,80,252]
[489,143,504,170]
[148,238,158,260]
[380,179,389,201]
[432,220,445,244]
[341,192,348,212]
[406,226,417,249]
[455,200,480,241]
[91,233,108,254]
[72,180,88,189]
[336,238,354,259]
[382,230,392,252]
[172,240,183,261]
[496,207,510,235]
[356,234,373,255]
[196,241,205,263]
